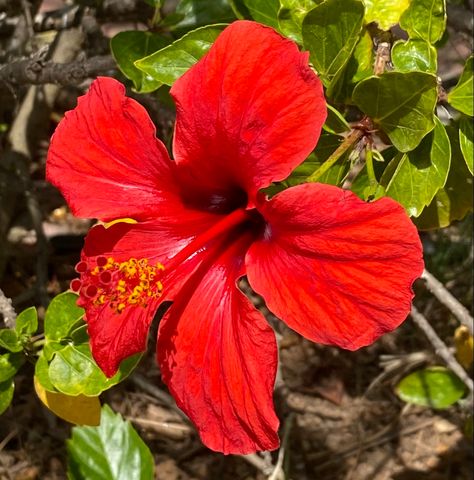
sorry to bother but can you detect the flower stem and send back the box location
[365,143,376,185]
[307,128,364,183]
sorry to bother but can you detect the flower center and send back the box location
[71,256,164,314]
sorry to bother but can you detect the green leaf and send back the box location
[415,125,473,229]
[44,292,84,341]
[0,353,24,382]
[448,56,473,117]
[0,329,22,353]
[35,353,57,392]
[302,0,365,89]
[229,0,252,18]
[363,0,410,31]
[323,104,350,134]
[135,24,225,87]
[353,71,438,152]
[243,0,280,27]
[383,117,451,217]
[172,0,235,32]
[110,31,169,93]
[67,405,154,480]
[396,366,466,409]
[48,344,140,396]
[392,39,437,73]
[277,0,318,43]
[459,116,473,174]
[0,378,14,415]
[399,0,446,44]
[15,306,38,336]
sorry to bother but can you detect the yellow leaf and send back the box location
[34,376,101,426]
[454,326,473,370]
[103,218,137,229]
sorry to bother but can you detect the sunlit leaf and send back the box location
[44,292,84,341]
[243,0,280,27]
[399,0,446,44]
[448,56,473,116]
[353,71,437,152]
[0,352,23,382]
[459,116,474,174]
[35,353,58,392]
[383,117,451,217]
[15,306,38,336]
[323,104,350,134]
[172,0,235,31]
[278,0,318,43]
[396,366,466,409]
[110,31,169,93]
[0,378,14,415]
[34,376,101,426]
[135,25,225,86]
[392,39,437,73]
[67,405,154,480]
[0,329,22,353]
[363,0,410,31]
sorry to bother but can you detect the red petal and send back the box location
[47,77,176,221]
[246,184,424,350]
[78,207,220,376]
[157,236,279,454]
[171,20,326,202]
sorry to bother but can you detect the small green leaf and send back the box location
[363,0,410,31]
[15,306,38,336]
[448,56,473,117]
[0,353,24,382]
[302,0,365,89]
[44,292,84,341]
[396,366,466,409]
[0,329,22,353]
[383,117,451,217]
[135,24,225,87]
[277,0,318,44]
[399,0,446,44]
[35,353,57,392]
[67,405,154,480]
[459,116,473,174]
[323,104,350,134]
[229,0,252,18]
[392,39,437,73]
[0,378,14,415]
[353,71,438,152]
[172,0,235,32]
[415,125,473,229]
[110,31,169,93]
[49,344,140,396]
[243,0,280,27]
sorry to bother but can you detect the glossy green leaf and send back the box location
[48,343,140,396]
[353,71,438,152]
[323,104,350,134]
[399,0,446,44]
[392,39,437,73]
[0,329,22,353]
[44,292,84,341]
[383,117,451,217]
[363,0,410,30]
[67,405,154,480]
[277,0,318,43]
[229,0,252,18]
[0,352,23,382]
[302,0,365,88]
[459,116,473,174]
[396,366,466,409]
[415,125,473,229]
[35,353,57,392]
[172,0,235,31]
[15,306,38,336]
[448,56,473,117]
[0,378,14,415]
[110,31,169,93]
[243,0,280,27]
[135,24,225,87]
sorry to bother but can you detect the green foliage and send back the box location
[363,0,410,30]
[15,306,38,336]
[172,0,235,32]
[67,405,154,480]
[44,292,84,341]
[0,329,22,352]
[243,0,280,28]
[396,366,466,409]
[459,116,473,174]
[353,72,438,152]
[278,0,318,44]
[135,25,225,87]
[0,378,14,415]
[392,39,437,73]
[399,0,446,44]
[110,31,169,92]
[0,353,24,383]
[448,56,473,116]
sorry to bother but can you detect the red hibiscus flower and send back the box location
[47,21,423,454]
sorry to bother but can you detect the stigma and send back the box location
[71,256,164,314]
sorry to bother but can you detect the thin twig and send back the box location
[127,417,192,440]
[421,269,474,334]
[0,288,17,328]
[410,305,473,393]
[268,413,294,480]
